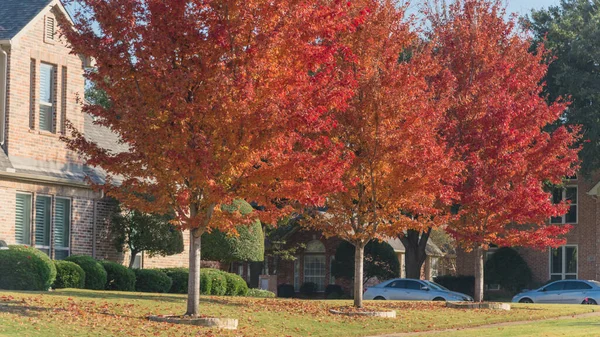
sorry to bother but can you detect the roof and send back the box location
[0,148,13,171]
[83,113,128,184]
[0,0,54,41]
[386,237,445,257]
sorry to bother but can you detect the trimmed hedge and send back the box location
[434,275,475,297]
[0,245,57,290]
[222,272,249,296]
[101,261,136,291]
[65,255,107,290]
[247,289,276,298]
[277,284,295,298]
[160,268,189,294]
[485,247,532,294]
[134,269,172,293]
[300,282,318,296]
[202,269,227,296]
[325,284,344,299]
[53,260,85,289]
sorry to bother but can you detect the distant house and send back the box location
[456,175,600,287]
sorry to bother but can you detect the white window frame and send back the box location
[39,63,55,132]
[53,197,71,260]
[14,193,33,245]
[549,245,578,280]
[551,186,578,224]
[293,258,300,292]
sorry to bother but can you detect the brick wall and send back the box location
[5,6,85,166]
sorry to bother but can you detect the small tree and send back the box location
[111,207,184,268]
[201,200,264,264]
[485,247,532,294]
[332,240,400,285]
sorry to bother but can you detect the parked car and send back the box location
[512,279,600,304]
[363,278,473,302]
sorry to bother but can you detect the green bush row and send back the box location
[157,267,248,296]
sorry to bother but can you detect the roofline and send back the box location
[588,180,600,196]
[8,0,74,44]
[0,170,92,189]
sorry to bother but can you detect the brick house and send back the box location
[456,174,600,287]
[0,0,197,268]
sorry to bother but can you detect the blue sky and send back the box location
[506,0,560,15]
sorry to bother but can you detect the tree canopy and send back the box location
[332,240,400,284]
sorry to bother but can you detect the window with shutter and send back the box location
[53,198,71,260]
[15,194,32,245]
[39,63,55,132]
[35,196,51,255]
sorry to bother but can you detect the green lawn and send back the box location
[0,289,596,337]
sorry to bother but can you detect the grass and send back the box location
[0,289,597,337]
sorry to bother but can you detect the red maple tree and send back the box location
[60,0,359,316]
[304,0,456,308]
[427,0,581,301]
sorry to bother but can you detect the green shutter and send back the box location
[53,199,70,248]
[35,196,51,247]
[15,194,31,245]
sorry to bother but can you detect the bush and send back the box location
[300,282,318,296]
[53,261,85,289]
[134,269,172,293]
[277,284,295,298]
[485,247,532,294]
[160,268,189,294]
[202,269,227,296]
[222,272,249,296]
[333,240,399,283]
[200,270,212,294]
[101,261,136,291]
[0,245,56,290]
[434,275,475,297]
[247,289,276,298]
[65,255,107,290]
[325,284,344,299]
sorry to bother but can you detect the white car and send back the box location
[363,278,473,302]
[512,280,600,304]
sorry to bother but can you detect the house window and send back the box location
[53,198,71,260]
[430,257,439,279]
[39,63,56,132]
[551,187,577,224]
[131,253,142,269]
[293,258,300,292]
[15,194,32,245]
[35,195,52,255]
[550,245,577,281]
[303,240,326,292]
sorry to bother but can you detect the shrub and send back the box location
[434,275,475,297]
[134,269,172,293]
[300,282,318,296]
[485,247,532,294]
[333,240,400,283]
[101,261,136,291]
[277,284,295,298]
[202,269,227,296]
[222,272,249,296]
[53,261,85,289]
[247,289,276,298]
[65,255,107,290]
[160,268,189,294]
[200,270,212,295]
[0,245,56,290]
[325,284,344,299]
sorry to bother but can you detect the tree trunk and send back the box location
[186,229,202,316]
[400,228,431,280]
[474,246,484,302]
[128,250,139,269]
[353,244,365,308]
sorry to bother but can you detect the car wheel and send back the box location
[519,298,534,304]
[374,296,386,300]
[433,297,446,302]
[582,298,597,305]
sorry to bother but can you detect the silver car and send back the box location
[363,278,473,302]
[512,279,600,304]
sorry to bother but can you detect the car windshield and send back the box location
[590,281,600,288]
[424,281,448,291]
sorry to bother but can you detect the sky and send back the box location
[505,0,561,15]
